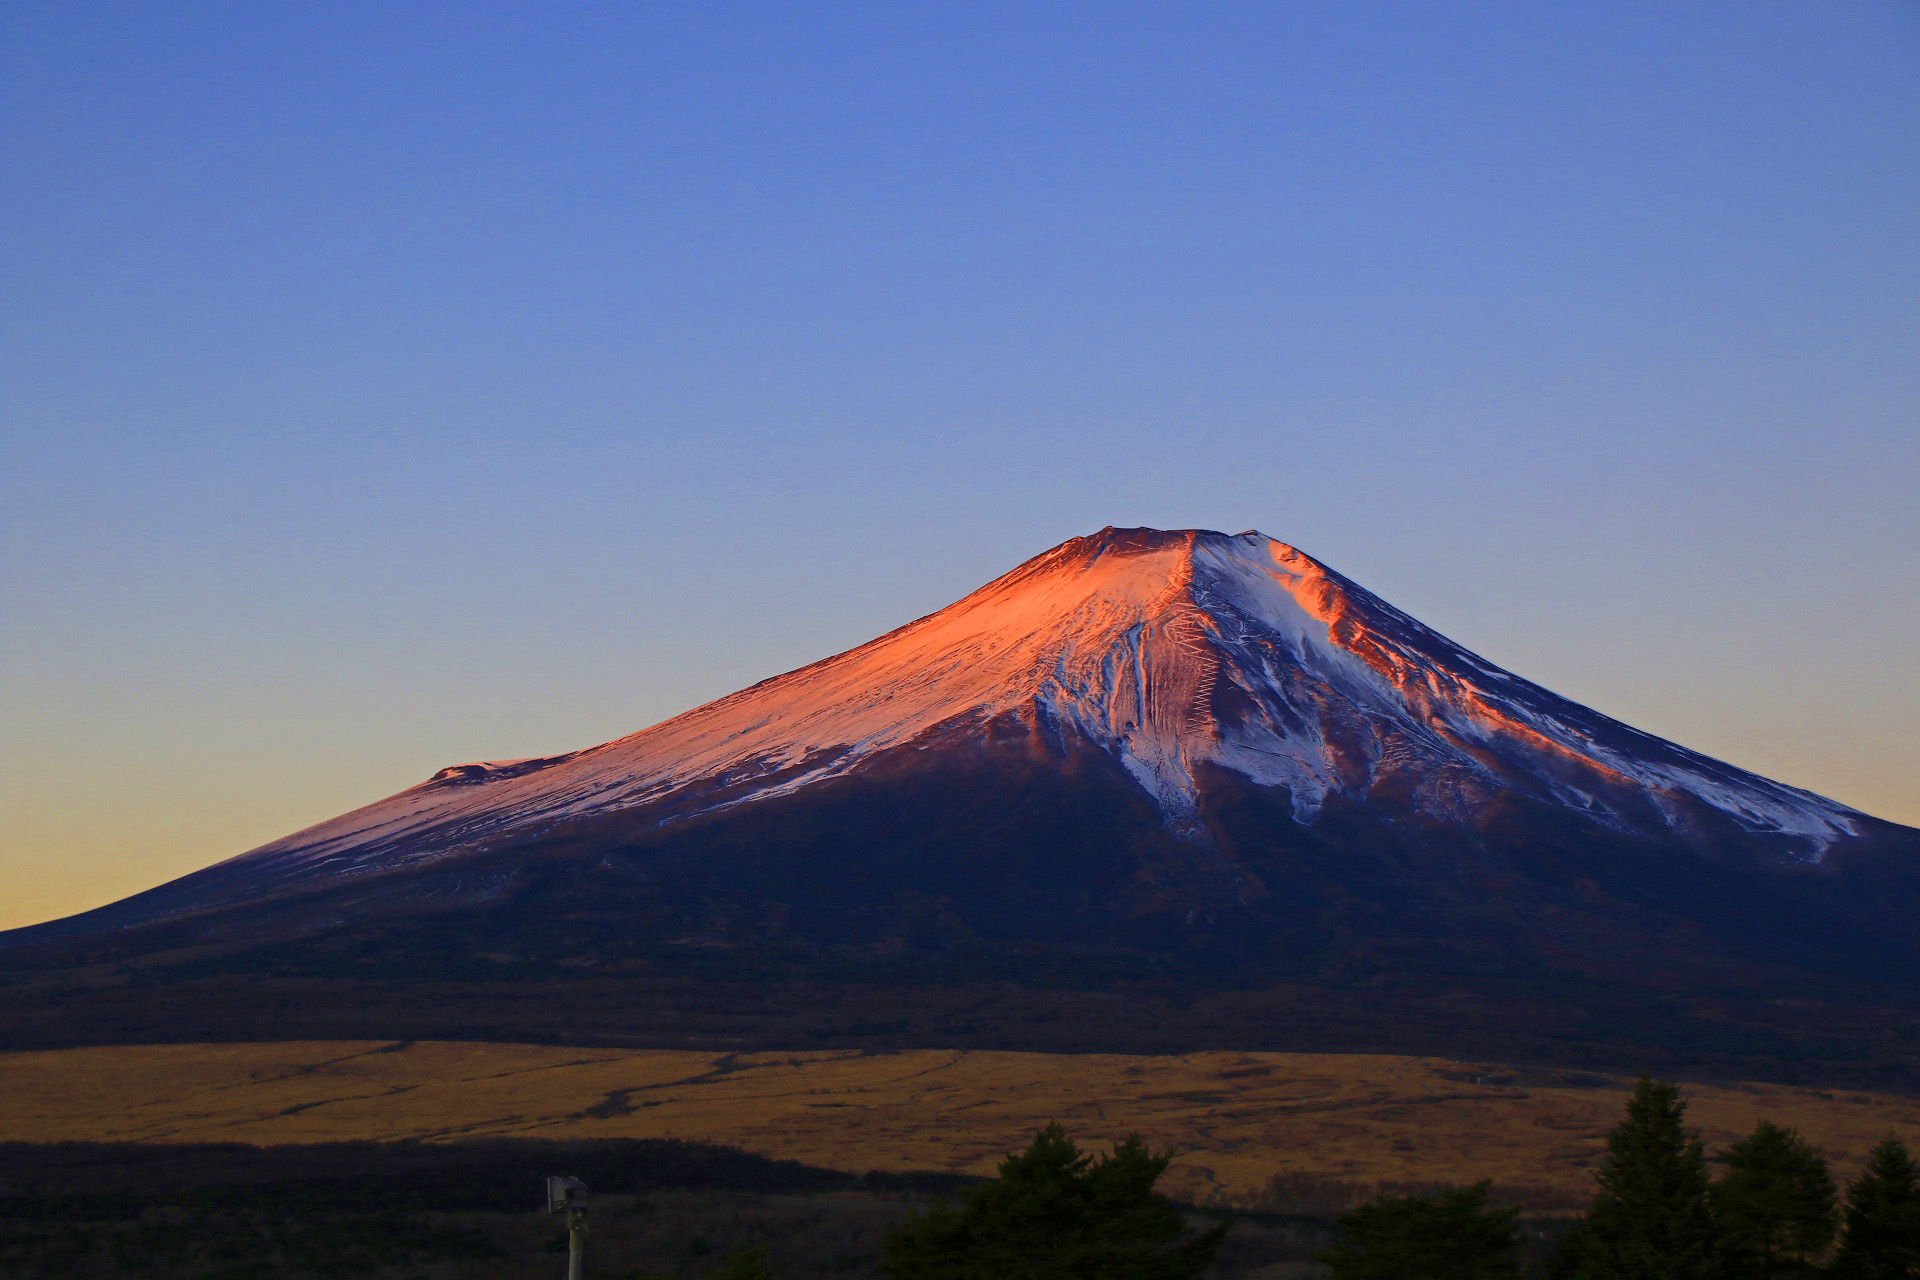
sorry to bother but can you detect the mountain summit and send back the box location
[7,528,1914,996]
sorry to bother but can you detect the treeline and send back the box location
[0,1135,969,1216]
[1291,1077,1920,1279]
[2,1089,1915,1277]
[856,1079,1919,1279]
[1308,1077,1919,1279]
[0,1138,963,1279]
[1544,1077,1919,1280]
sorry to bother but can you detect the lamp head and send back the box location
[546,1175,588,1213]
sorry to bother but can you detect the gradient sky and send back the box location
[4,2,1917,932]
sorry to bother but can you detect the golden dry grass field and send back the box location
[4,1041,1917,1206]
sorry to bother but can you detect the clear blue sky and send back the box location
[4,1,1917,929]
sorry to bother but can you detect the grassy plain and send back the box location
[4,1041,1917,1207]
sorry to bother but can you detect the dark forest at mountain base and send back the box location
[0,1137,1572,1280]
[0,1138,964,1280]
[5,967,1920,1094]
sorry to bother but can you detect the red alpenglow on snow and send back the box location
[231,527,1858,881]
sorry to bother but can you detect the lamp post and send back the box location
[546,1175,589,1280]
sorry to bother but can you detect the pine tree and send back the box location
[881,1123,1227,1279]
[1553,1076,1720,1280]
[1318,1180,1520,1280]
[1712,1120,1838,1277]
[1831,1135,1920,1280]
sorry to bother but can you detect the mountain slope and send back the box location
[5,527,1912,989]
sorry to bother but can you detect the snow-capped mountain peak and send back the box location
[234,527,1858,887]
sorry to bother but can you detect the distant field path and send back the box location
[4,1042,1917,1204]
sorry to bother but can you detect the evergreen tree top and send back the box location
[1561,1076,1720,1280]
[1832,1134,1920,1280]
[882,1123,1226,1280]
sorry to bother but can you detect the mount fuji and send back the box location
[7,528,1917,1009]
